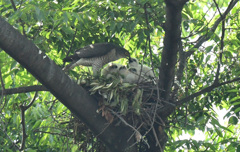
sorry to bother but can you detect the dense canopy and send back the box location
[0,0,240,151]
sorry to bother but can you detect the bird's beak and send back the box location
[128,56,131,62]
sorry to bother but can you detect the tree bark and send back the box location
[158,1,185,100]
[0,17,136,152]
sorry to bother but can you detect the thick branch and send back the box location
[158,1,186,100]
[0,17,136,152]
[0,85,48,95]
[177,77,240,106]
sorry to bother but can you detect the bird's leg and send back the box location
[92,64,102,78]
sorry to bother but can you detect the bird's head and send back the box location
[108,63,119,73]
[129,67,138,73]
[128,58,139,68]
[117,48,131,59]
[119,65,127,70]
[118,65,128,76]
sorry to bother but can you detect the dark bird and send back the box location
[63,43,130,75]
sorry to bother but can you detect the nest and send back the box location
[76,71,166,146]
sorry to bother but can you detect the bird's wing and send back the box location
[63,43,121,62]
[76,43,117,58]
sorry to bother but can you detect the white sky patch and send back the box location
[179,129,205,141]
[179,106,229,141]
[213,105,229,126]
[36,21,43,26]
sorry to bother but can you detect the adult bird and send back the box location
[63,43,130,76]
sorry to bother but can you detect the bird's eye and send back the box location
[110,65,117,69]
[120,66,126,69]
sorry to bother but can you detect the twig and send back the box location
[110,109,141,137]
[186,0,238,57]
[19,91,38,150]
[108,109,150,148]
[0,85,48,95]
[0,68,6,112]
[213,0,223,17]
[25,91,38,109]
[152,126,163,152]
[63,28,78,67]
[10,0,26,36]
[33,130,70,137]
[0,117,20,150]
[95,122,111,138]
[177,77,240,106]
[213,0,225,84]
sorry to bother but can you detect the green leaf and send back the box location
[232,101,240,106]
[237,145,240,152]
[46,31,51,39]
[25,148,37,152]
[215,128,223,137]
[132,89,143,115]
[32,120,42,130]
[203,143,217,150]
[226,89,239,93]
[35,7,44,21]
[228,116,238,125]
[236,33,240,41]
[234,107,240,113]
[10,60,18,70]
[205,46,213,53]
[71,145,78,152]
[205,55,211,63]
[229,96,240,103]
[120,97,128,115]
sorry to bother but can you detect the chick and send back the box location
[129,58,139,69]
[123,67,141,83]
[118,65,128,78]
[140,65,155,78]
[129,58,154,79]
[102,63,121,79]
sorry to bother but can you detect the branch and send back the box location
[19,92,38,150]
[158,77,240,117]
[177,77,240,106]
[186,0,238,57]
[158,1,185,100]
[0,68,6,112]
[0,85,48,95]
[172,39,186,100]
[212,0,225,84]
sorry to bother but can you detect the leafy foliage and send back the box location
[0,0,240,151]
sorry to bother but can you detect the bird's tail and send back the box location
[62,61,77,71]
[63,55,80,62]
